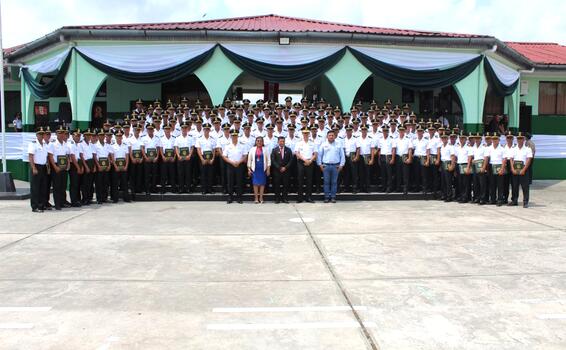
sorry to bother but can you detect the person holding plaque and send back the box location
[141,124,160,195]
[47,126,71,210]
[485,132,507,206]
[128,125,144,198]
[159,123,177,193]
[455,132,474,203]
[94,130,113,204]
[68,129,84,207]
[395,125,413,195]
[471,133,487,204]
[510,132,533,208]
[175,122,195,194]
[196,123,216,194]
[439,133,456,202]
[111,130,131,203]
[376,126,396,193]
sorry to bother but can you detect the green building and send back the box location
[2,14,566,180]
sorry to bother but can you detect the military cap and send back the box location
[301,127,310,134]
[202,123,212,129]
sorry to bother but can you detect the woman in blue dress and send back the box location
[247,137,271,203]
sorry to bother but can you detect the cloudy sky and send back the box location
[2,0,565,48]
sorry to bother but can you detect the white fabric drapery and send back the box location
[75,43,216,73]
[486,56,520,87]
[23,48,71,73]
[350,46,481,70]
[220,43,344,66]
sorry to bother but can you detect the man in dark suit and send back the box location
[271,137,292,203]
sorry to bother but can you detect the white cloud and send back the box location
[1,0,564,48]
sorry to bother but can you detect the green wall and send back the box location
[106,76,161,113]
[521,75,566,135]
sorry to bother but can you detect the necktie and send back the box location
[280,147,284,159]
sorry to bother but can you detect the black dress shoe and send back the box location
[275,200,281,204]
[237,200,243,204]
[330,198,336,203]
[283,199,289,204]
[306,199,314,203]
[523,203,529,208]
[55,207,62,211]
[297,200,303,203]
[324,199,330,203]
[32,208,43,213]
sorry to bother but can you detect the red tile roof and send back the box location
[64,14,488,38]
[506,42,566,65]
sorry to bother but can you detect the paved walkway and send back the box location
[0,181,565,349]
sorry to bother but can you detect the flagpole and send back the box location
[0,0,16,194]
[0,0,6,173]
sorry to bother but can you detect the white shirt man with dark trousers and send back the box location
[426,126,442,197]
[317,130,345,203]
[376,126,396,193]
[455,132,474,203]
[159,123,177,194]
[68,129,84,207]
[222,130,246,204]
[79,129,96,205]
[485,132,507,206]
[47,126,71,210]
[439,132,456,202]
[28,127,48,212]
[295,127,318,203]
[510,132,533,208]
[111,130,131,203]
[141,124,161,195]
[175,122,195,194]
[343,125,360,193]
[357,125,375,193]
[412,126,429,193]
[395,125,414,195]
[196,123,217,194]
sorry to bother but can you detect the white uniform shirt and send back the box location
[48,140,70,163]
[358,135,375,156]
[378,136,395,155]
[439,143,455,162]
[160,135,176,152]
[196,135,216,153]
[295,139,317,159]
[112,142,130,160]
[456,144,474,164]
[223,142,246,162]
[79,141,94,160]
[95,142,113,158]
[413,137,428,157]
[487,145,505,165]
[427,137,441,156]
[395,136,413,156]
[28,139,48,165]
[175,134,195,150]
[511,145,533,163]
[343,136,359,155]
[68,140,82,162]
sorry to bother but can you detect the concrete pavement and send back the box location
[0,180,564,349]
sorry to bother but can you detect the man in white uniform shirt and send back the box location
[94,130,114,204]
[485,133,507,206]
[222,130,246,204]
[196,123,216,194]
[28,127,49,212]
[141,124,161,195]
[438,133,456,202]
[412,126,429,193]
[510,132,533,208]
[377,126,396,193]
[47,126,70,210]
[175,122,195,194]
[295,127,318,203]
[357,125,375,193]
[395,125,413,195]
[68,129,84,207]
[111,130,131,203]
[455,132,474,203]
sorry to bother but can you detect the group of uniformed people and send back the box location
[27,96,534,211]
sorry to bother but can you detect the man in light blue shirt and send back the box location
[317,130,345,203]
